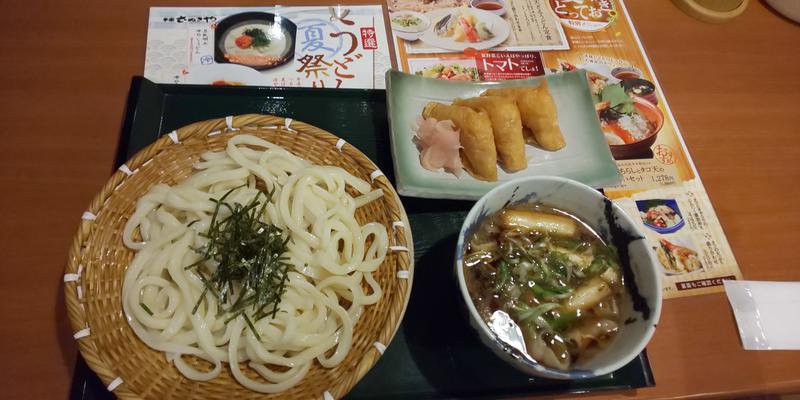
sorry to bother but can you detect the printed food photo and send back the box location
[414,63,480,80]
[655,237,704,275]
[590,72,664,159]
[420,7,510,51]
[214,12,298,70]
[636,199,685,234]
[557,62,664,160]
[390,11,429,41]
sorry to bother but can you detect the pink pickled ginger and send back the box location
[413,116,463,177]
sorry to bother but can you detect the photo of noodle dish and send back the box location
[214,12,297,70]
[65,117,413,398]
[390,11,431,41]
[391,11,429,32]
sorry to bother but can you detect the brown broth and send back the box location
[463,204,625,370]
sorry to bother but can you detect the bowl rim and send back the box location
[455,175,662,379]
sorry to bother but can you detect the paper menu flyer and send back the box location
[614,181,740,297]
[390,0,742,298]
[144,6,392,89]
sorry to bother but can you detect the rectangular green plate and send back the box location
[71,77,653,400]
[386,70,622,200]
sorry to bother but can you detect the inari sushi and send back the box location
[422,102,498,181]
[454,96,527,172]
[482,81,566,151]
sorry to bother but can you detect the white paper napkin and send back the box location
[724,280,800,350]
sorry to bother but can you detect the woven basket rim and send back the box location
[63,114,415,399]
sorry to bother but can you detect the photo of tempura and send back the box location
[655,238,704,274]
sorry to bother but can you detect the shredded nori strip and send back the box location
[140,303,154,316]
[186,187,291,339]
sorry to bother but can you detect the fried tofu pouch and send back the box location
[481,81,566,151]
[422,102,498,181]
[453,96,527,172]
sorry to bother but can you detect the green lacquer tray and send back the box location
[70,77,654,400]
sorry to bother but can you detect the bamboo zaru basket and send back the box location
[64,115,414,399]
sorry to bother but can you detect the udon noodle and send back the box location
[121,134,388,393]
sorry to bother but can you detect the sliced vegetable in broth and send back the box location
[463,204,625,370]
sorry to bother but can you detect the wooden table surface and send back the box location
[1,0,798,399]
